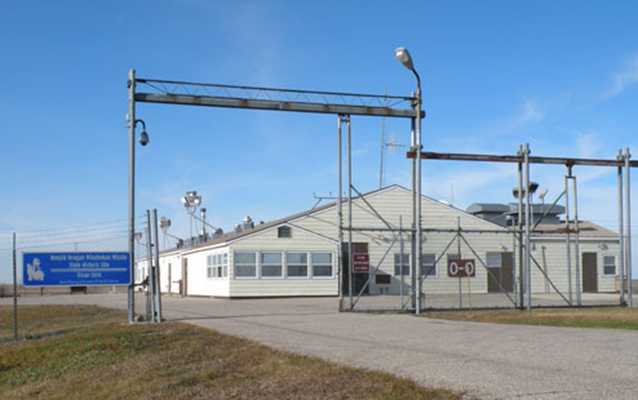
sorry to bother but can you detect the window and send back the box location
[261,252,283,278]
[604,255,616,276]
[312,252,333,278]
[421,254,437,277]
[394,253,410,276]
[207,253,229,279]
[206,255,214,279]
[234,252,257,278]
[278,226,292,238]
[287,252,308,277]
[393,254,436,276]
[486,253,501,269]
[222,253,228,278]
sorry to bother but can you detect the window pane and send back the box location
[262,265,283,277]
[262,252,282,264]
[313,265,332,277]
[394,253,410,276]
[604,256,616,275]
[288,265,308,277]
[486,253,501,268]
[421,253,436,276]
[235,252,256,264]
[287,252,307,264]
[223,253,228,264]
[235,265,256,277]
[312,253,332,264]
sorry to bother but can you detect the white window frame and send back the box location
[394,253,410,276]
[206,255,214,279]
[603,255,616,276]
[234,251,257,279]
[261,252,284,279]
[286,252,309,279]
[311,252,334,279]
[421,253,437,277]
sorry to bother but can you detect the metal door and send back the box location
[582,252,598,292]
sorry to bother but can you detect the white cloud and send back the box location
[608,56,638,97]
[518,99,544,123]
[575,132,600,159]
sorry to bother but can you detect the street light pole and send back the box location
[395,47,423,313]
[127,69,136,324]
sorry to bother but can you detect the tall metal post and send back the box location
[146,210,156,322]
[127,69,136,323]
[573,176,582,306]
[410,114,418,310]
[524,143,532,313]
[346,115,354,310]
[153,209,163,322]
[625,147,633,307]
[399,216,405,309]
[337,115,344,311]
[618,150,626,304]
[565,170,573,304]
[415,82,423,314]
[517,146,524,309]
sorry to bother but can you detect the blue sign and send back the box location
[23,252,131,286]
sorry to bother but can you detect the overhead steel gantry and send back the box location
[127,70,425,322]
[408,148,635,311]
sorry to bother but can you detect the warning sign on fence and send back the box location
[352,253,370,273]
[447,259,476,278]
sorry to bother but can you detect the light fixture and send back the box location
[394,47,414,71]
[135,119,149,146]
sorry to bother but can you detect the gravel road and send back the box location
[4,293,638,399]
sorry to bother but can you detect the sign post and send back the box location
[23,252,131,287]
[448,259,475,315]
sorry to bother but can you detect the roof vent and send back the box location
[242,215,254,230]
[234,224,242,234]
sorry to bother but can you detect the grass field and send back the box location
[422,307,638,330]
[0,305,458,399]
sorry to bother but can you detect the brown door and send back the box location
[487,252,513,293]
[501,252,514,292]
[342,243,369,295]
[487,267,502,293]
[582,253,598,292]
[168,263,172,294]
[181,257,188,296]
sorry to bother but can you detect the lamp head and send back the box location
[394,47,414,71]
[138,129,149,146]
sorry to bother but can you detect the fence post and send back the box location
[13,232,18,341]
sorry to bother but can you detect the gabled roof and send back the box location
[182,185,402,253]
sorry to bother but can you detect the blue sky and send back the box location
[1,1,638,269]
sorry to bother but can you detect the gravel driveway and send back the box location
[4,293,638,399]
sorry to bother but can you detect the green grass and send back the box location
[422,307,638,330]
[0,306,459,399]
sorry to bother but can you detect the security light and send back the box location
[394,47,414,71]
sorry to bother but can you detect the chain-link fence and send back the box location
[341,224,627,312]
[0,217,149,342]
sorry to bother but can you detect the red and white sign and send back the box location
[352,253,370,273]
[447,259,476,278]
